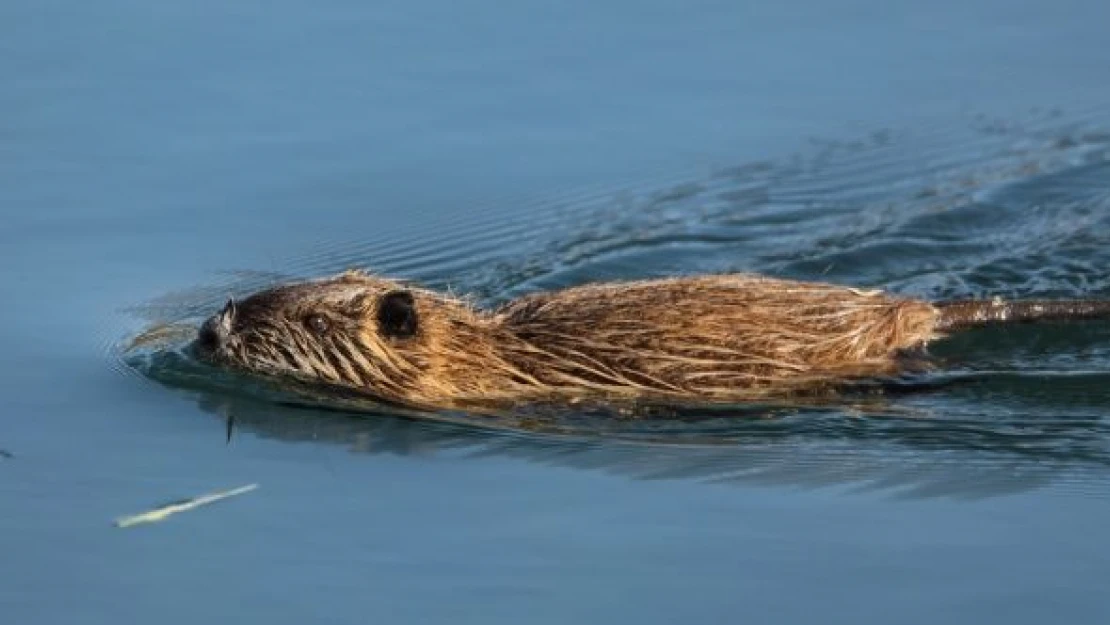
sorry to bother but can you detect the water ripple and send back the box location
[115,108,1110,498]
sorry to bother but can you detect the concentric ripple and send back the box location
[117,108,1110,498]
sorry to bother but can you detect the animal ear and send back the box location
[377,290,418,338]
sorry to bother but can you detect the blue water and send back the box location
[4,1,1110,623]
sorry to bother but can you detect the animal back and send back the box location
[497,275,939,399]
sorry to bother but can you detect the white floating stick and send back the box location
[114,483,259,528]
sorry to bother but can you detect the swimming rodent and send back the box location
[192,269,1110,412]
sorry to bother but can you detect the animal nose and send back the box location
[197,315,223,351]
[196,299,236,352]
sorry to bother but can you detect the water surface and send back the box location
[3,1,1110,623]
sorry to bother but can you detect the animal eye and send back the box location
[305,314,329,334]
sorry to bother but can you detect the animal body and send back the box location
[193,270,1110,412]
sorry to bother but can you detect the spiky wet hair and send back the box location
[198,270,448,401]
[196,269,948,410]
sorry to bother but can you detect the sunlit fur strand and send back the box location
[210,270,949,410]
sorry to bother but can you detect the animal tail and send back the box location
[934,298,1110,331]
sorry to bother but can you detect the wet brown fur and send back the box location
[195,269,1110,411]
[196,269,957,411]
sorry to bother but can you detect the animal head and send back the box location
[193,270,432,397]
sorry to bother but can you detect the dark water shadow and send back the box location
[120,340,1110,501]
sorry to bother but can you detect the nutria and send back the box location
[192,269,1110,412]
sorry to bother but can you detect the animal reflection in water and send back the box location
[177,376,1110,500]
